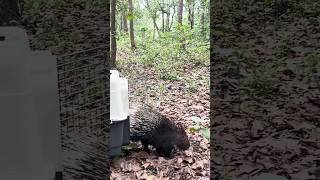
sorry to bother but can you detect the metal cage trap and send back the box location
[57,46,109,136]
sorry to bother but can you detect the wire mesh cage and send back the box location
[56,45,109,179]
[57,46,108,136]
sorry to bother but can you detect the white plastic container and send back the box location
[110,70,130,157]
[110,70,129,122]
[0,27,55,180]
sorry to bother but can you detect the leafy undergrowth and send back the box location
[111,48,210,179]
[116,28,210,82]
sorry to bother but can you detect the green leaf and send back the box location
[140,27,147,32]
[127,13,134,20]
[200,128,210,139]
[189,125,201,133]
[122,143,138,150]
[190,116,202,123]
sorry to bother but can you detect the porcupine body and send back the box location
[129,105,190,158]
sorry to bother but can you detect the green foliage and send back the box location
[24,0,109,13]
[24,0,40,10]
[302,53,320,81]
[200,128,210,140]
[117,25,209,81]
[140,27,147,32]
[119,143,139,157]
[305,53,319,67]
[127,12,134,20]
[186,78,197,93]
[116,0,209,84]
[159,83,165,93]
[189,116,209,140]
[24,0,65,11]
[245,72,275,97]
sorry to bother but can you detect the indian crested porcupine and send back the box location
[129,105,190,158]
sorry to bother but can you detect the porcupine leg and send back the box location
[141,140,150,153]
[156,146,173,158]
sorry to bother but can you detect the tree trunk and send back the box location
[201,11,205,36]
[165,13,170,31]
[128,0,136,49]
[122,13,128,32]
[0,0,20,25]
[177,0,183,25]
[162,11,165,32]
[145,0,160,38]
[177,0,185,50]
[120,15,123,31]
[191,1,195,29]
[169,5,176,31]
[152,17,161,38]
[188,0,194,29]
[110,0,117,68]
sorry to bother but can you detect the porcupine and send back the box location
[129,105,190,158]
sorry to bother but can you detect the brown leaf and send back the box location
[135,170,144,179]
[184,149,193,157]
[132,163,142,172]
[191,105,205,111]
[184,157,194,164]
[143,162,151,169]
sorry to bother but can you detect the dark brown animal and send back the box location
[129,105,190,158]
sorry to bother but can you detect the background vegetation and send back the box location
[112,0,210,80]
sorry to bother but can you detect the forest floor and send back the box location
[110,49,210,179]
[211,1,320,180]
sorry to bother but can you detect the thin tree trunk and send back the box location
[191,1,195,29]
[169,5,176,31]
[120,15,123,31]
[145,0,160,38]
[177,0,185,50]
[188,0,194,29]
[123,13,128,32]
[177,0,183,25]
[128,0,136,49]
[110,0,117,68]
[162,11,165,32]
[201,11,205,36]
[165,13,170,31]
[152,17,161,38]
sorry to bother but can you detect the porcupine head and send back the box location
[174,122,190,151]
[153,120,190,158]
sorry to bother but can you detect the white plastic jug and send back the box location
[110,70,129,122]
